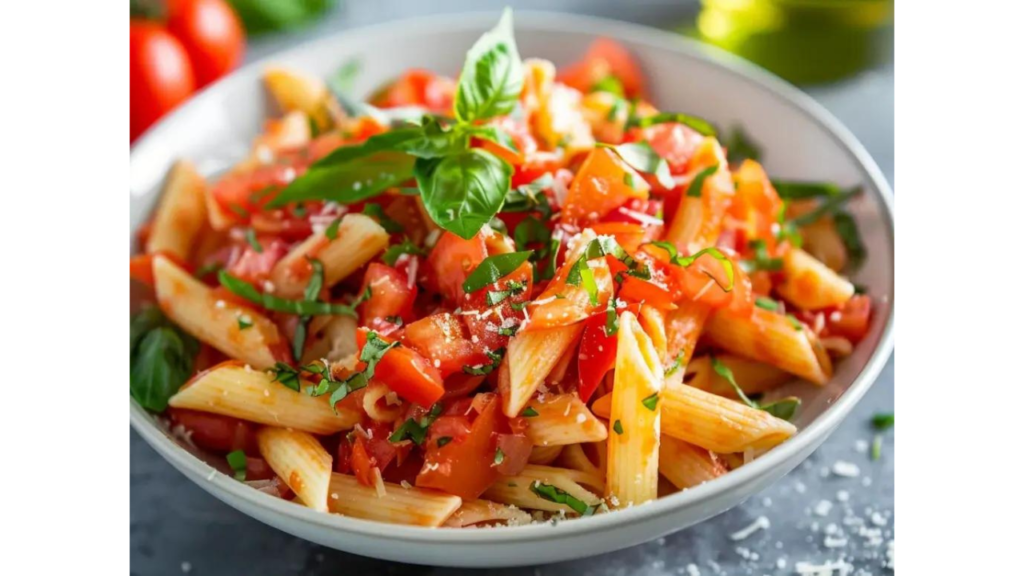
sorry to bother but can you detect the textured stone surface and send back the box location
[130,2,894,574]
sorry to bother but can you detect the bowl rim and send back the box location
[130,10,894,544]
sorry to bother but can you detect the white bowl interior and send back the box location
[130,12,893,567]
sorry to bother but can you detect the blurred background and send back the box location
[131,1,894,574]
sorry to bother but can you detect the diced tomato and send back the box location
[424,231,488,303]
[416,393,520,500]
[823,294,872,342]
[359,262,418,330]
[590,222,647,254]
[527,255,614,330]
[426,415,474,447]
[370,69,455,114]
[729,160,784,245]
[350,435,376,487]
[495,433,532,476]
[669,250,754,315]
[356,328,445,408]
[461,260,534,351]
[442,373,485,399]
[558,38,646,99]
[226,238,289,285]
[167,408,259,455]
[210,162,304,222]
[561,147,650,227]
[130,253,157,287]
[335,436,352,474]
[402,313,489,378]
[362,420,399,473]
[244,457,276,482]
[627,122,704,175]
[577,313,618,402]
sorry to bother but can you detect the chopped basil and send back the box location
[510,301,529,312]
[566,236,638,305]
[270,362,303,392]
[643,242,735,292]
[324,217,342,240]
[833,211,867,271]
[463,348,506,376]
[487,280,526,306]
[228,203,249,218]
[497,324,519,337]
[771,180,845,200]
[872,413,894,431]
[633,111,717,137]
[382,237,427,266]
[237,316,253,330]
[437,436,453,448]
[218,271,359,317]
[686,164,719,198]
[129,307,199,412]
[788,188,859,228]
[503,174,554,218]
[522,406,539,417]
[389,403,444,445]
[384,315,404,327]
[244,228,263,253]
[712,356,800,421]
[613,420,624,435]
[462,252,533,293]
[590,75,625,97]
[760,397,801,421]
[742,239,784,273]
[623,172,635,188]
[641,393,659,411]
[530,482,594,516]
[600,142,674,190]
[755,297,779,311]
[604,299,620,337]
[328,332,400,410]
[710,355,758,409]
[665,353,684,376]
[786,314,804,331]
[494,447,505,465]
[362,203,405,233]
[538,235,562,282]
[725,126,761,164]
[226,450,247,481]
[328,58,360,96]
[513,216,551,253]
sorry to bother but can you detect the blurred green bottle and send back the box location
[694,0,894,84]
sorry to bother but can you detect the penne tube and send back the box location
[592,384,797,454]
[269,213,388,299]
[250,110,311,162]
[524,393,608,447]
[659,436,728,490]
[606,312,664,507]
[257,427,332,512]
[146,161,208,260]
[483,465,602,515]
[529,445,564,465]
[776,248,855,310]
[685,354,792,399]
[664,300,711,371]
[443,499,533,528]
[503,323,585,418]
[301,315,358,364]
[638,305,669,364]
[800,217,849,272]
[327,474,462,527]
[361,382,404,423]
[263,66,335,130]
[169,362,360,434]
[664,138,734,251]
[705,307,832,384]
[557,443,604,479]
[152,255,288,369]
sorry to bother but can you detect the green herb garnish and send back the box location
[462,252,533,293]
[641,393,659,411]
[530,482,595,516]
[390,403,444,445]
[226,450,247,481]
[129,307,199,412]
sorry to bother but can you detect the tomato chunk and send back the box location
[370,69,455,114]
[356,328,445,408]
[359,262,418,330]
[402,313,489,379]
[577,313,618,402]
[168,408,259,455]
[425,231,488,304]
[562,147,649,227]
[823,294,872,342]
[558,38,646,99]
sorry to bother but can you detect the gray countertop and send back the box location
[130,2,894,574]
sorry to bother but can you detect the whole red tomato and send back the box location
[165,0,245,88]
[130,21,196,141]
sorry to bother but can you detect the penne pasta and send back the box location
[529,445,564,465]
[483,465,602,515]
[638,305,669,364]
[263,66,335,130]
[605,312,664,507]
[593,384,797,454]
[659,436,728,490]
[776,248,855,310]
[685,354,792,399]
[443,499,533,528]
[503,323,584,418]
[664,138,734,251]
[524,393,607,447]
[257,427,333,512]
[269,213,388,299]
[361,382,404,423]
[557,443,604,479]
[152,255,287,369]
[705,307,832,384]
[168,362,360,434]
[327,474,462,527]
[664,300,711,372]
[146,160,208,260]
[301,315,358,364]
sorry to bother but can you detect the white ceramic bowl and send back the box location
[130,11,894,568]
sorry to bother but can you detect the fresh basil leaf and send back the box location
[602,142,673,190]
[771,180,846,200]
[872,413,894,431]
[590,75,625,97]
[665,352,684,376]
[462,251,532,293]
[504,174,554,218]
[129,307,199,413]
[604,299,619,337]
[833,211,867,271]
[645,241,679,262]
[725,126,761,164]
[755,297,779,311]
[454,8,523,122]
[391,117,470,158]
[271,150,416,207]
[711,355,758,409]
[226,450,247,481]
[226,0,332,36]
[641,393,659,411]
[486,280,526,306]
[329,332,399,409]
[382,238,427,266]
[742,239,784,273]
[463,348,506,376]
[530,481,594,516]
[635,111,717,137]
[361,203,405,234]
[465,125,519,154]
[416,149,512,240]
[686,163,719,198]
[270,362,302,392]
[612,420,624,435]
[674,247,735,292]
[761,397,801,421]
[522,406,539,417]
[389,403,444,445]
[218,270,358,317]
[513,216,551,253]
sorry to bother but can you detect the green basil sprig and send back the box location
[599,142,674,190]
[414,148,512,239]
[462,251,533,293]
[643,242,735,292]
[389,403,444,445]
[454,8,523,122]
[711,355,800,421]
[633,111,717,137]
[686,164,720,198]
[530,481,595,516]
[218,270,359,317]
[130,307,200,412]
